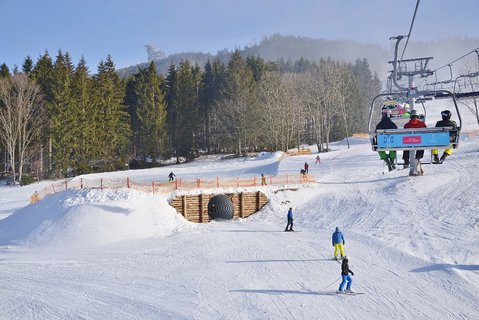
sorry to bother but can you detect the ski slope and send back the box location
[0,113,478,319]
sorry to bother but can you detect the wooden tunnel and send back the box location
[169,191,268,223]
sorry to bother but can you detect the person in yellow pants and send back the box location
[432,110,458,164]
[332,227,346,260]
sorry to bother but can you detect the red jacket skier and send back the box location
[402,110,427,167]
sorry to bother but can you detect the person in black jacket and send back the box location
[375,111,398,171]
[432,110,458,164]
[337,257,354,293]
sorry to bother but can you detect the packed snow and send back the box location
[0,103,478,319]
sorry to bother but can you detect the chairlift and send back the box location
[368,90,462,154]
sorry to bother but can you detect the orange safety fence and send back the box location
[32,173,314,203]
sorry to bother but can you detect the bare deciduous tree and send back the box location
[0,74,46,183]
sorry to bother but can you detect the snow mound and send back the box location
[0,188,189,248]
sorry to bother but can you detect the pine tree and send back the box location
[70,57,94,174]
[133,62,168,165]
[0,63,10,78]
[174,60,200,161]
[165,63,177,157]
[93,55,131,171]
[49,50,75,176]
[22,56,33,74]
[218,50,257,154]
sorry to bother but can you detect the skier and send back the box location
[300,169,307,181]
[337,257,354,293]
[285,207,294,232]
[432,110,458,164]
[402,110,427,168]
[261,173,267,186]
[315,155,321,164]
[30,191,40,204]
[304,162,309,173]
[332,227,346,260]
[375,110,398,171]
[168,171,176,182]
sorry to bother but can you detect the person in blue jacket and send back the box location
[332,227,346,260]
[285,207,294,232]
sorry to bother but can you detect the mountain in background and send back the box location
[117,34,479,80]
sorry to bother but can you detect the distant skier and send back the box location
[168,171,176,182]
[315,155,321,164]
[261,173,267,186]
[304,162,309,173]
[30,191,40,204]
[337,257,354,293]
[432,110,458,164]
[300,169,307,181]
[375,110,398,171]
[285,207,294,232]
[332,227,346,260]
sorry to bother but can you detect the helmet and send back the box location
[441,110,451,120]
[410,110,419,119]
[335,227,339,231]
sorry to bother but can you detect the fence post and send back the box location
[152,181,155,194]
[80,178,83,189]
[216,176,219,188]
[65,179,68,190]
[269,175,272,185]
[236,177,239,187]
[100,178,103,190]
[175,179,178,190]
[52,184,55,193]
[286,174,289,185]
[127,177,130,188]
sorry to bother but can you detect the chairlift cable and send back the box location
[400,0,420,62]
[432,47,479,73]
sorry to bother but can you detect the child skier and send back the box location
[337,257,354,293]
[332,227,346,260]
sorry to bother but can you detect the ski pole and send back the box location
[324,276,341,289]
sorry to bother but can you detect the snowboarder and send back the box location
[337,257,354,293]
[168,171,176,182]
[315,155,321,164]
[332,227,346,260]
[402,110,427,169]
[376,110,398,171]
[285,207,294,231]
[261,173,267,186]
[304,162,309,173]
[432,110,458,164]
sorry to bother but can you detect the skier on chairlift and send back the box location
[402,110,427,169]
[432,110,458,164]
[376,109,398,171]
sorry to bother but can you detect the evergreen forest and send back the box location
[0,49,380,183]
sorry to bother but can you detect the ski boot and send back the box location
[385,158,394,172]
[403,160,410,169]
[433,154,440,164]
[439,153,449,164]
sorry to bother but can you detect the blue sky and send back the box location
[1,0,478,72]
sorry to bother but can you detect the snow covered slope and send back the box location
[0,117,478,319]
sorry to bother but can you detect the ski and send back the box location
[336,291,365,295]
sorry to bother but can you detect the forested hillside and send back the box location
[0,48,380,184]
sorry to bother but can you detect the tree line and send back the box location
[0,50,380,183]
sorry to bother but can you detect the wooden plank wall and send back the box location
[169,191,268,223]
